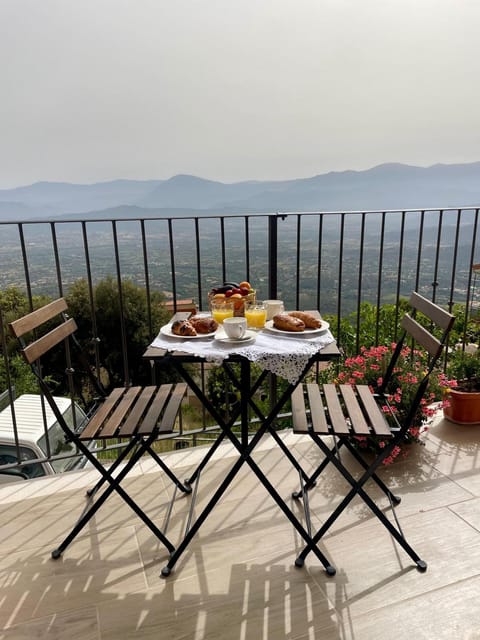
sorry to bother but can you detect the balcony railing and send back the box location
[1,206,479,476]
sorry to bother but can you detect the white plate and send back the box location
[215,329,257,344]
[263,319,329,336]
[160,323,216,339]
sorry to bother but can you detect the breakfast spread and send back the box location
[168,291,324,336]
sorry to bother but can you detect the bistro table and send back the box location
[143,311,340,576]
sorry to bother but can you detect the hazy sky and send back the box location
[1,0,479,189]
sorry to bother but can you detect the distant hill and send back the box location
[0,179,164,219]
[0,200,34,217]
[1,162,480,221]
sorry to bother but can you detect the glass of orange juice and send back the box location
[245,302,266,330]
[212,301,234,324]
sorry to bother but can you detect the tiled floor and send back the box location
[1,413,479,639]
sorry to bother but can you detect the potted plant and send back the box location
[443,345,480,425]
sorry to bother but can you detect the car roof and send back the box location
[0,394,73,442]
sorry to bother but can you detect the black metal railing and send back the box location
[1,206,479,476]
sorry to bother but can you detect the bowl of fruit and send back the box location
[208,281,256,316]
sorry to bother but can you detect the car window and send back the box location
[37,405,87,473]
[0,444,46,478]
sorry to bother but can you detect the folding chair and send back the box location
[9,298,190,559]
[291,292,455,574]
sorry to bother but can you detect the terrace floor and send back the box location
[1,412,479,640]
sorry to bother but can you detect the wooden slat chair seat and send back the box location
[9,298,190,561]
[78,384,182,441]
[290,292,455,576]
[292,382,392,438]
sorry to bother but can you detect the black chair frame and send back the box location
[291,292,455,574]
[9,298,190,560]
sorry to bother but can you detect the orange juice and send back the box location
[245,304,266,329]
[212,302,234,324]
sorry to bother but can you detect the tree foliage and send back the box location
[324,299,412,356]
[0,287,53,398]
[206,362,292,428]
[66,277,172,388]
[1,279,174,403]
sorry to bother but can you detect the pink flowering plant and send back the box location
[327,343,451,465]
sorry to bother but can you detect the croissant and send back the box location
[190,316,218,334]
[171,320,197,336]
[287,311,322,329]
[272,313,305,332]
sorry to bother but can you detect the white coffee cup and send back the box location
[263,299,285,321]
[223,316,247,339]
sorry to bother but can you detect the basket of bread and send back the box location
[208,280,256,317]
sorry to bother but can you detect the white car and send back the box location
[0,394,89,481]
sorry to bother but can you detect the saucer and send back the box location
[216,329,257,345]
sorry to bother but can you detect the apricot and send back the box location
[231,293,244,310]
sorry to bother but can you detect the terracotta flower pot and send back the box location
[443,389,480,425]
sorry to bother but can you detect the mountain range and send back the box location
[1,161,480,221]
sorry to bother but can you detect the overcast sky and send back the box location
[1,0,479,189]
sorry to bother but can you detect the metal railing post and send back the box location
[268,214,279,298]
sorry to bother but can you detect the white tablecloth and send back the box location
[149,326,336,384]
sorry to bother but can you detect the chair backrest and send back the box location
[9,298,105,431]
[9,298,75,364]
[379,291,455,432]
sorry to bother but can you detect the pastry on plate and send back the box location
[287,311,322,329]
[272,313,305,332]
[189,316,218,333]
[171,320,197,336]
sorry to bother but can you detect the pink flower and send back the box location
[327,339,445,464]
